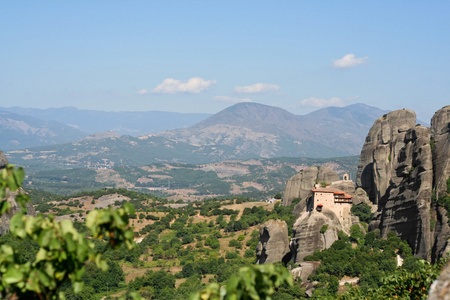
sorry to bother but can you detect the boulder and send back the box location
[293,261,320,283]
[256,219,290,264]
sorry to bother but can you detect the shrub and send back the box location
[351,203,373,223]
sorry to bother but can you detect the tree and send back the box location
[190,264,293,300]
[0,165,137,299]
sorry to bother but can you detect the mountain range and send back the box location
[159,102,388,156]
[0,106,211,139]
[0,111,86,150]
[5,103,390,168]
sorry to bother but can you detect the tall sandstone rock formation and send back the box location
[256,220,291,264]
[431,106,450,260]
[283,166,339,206]
[431,106,450,197]
[357,107,450,261]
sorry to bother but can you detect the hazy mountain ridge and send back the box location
[0,106,211,136]
[0,111,87,151]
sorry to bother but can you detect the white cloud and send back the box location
[333,54,368,69]
[137,89,148,95]
[152,77,216,94]
[301,97,346,107]
[234,83,280,94]
[214,96,252,103]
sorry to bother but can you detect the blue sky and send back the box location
[1,1,449,122]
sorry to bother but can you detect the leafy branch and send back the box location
[0,165,138,300]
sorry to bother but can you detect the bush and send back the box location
[229,239,242,249]
[225,251,239,259]
[204,236,220,249]
[244,249,254,258]
[351,203,373,223]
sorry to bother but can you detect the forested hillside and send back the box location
[0,181,443,299]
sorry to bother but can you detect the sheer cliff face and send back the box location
[357,107,450,261]
[283,166,339,206]
[431,106,450,197]
[356,109,417,205]
[373,125,433,260]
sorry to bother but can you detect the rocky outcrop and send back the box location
[283,166,340,206]
[291,262,320,283]
[283,166,367,262]
[431,106,450,197]
[279,107,450,265]
[430,107,450,262]
[291,209,342,263]
[357,107,450,261]
[433,205,450,262]
[357,109,432,259]
[374,125,433,259]
[256,220,290,264]
[0,150,7,169]
[283,166,318,206]
[429,261,450,300]
[356,109,416,205]
[317,166,339,185]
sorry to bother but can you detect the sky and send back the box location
[1,1,449,122]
